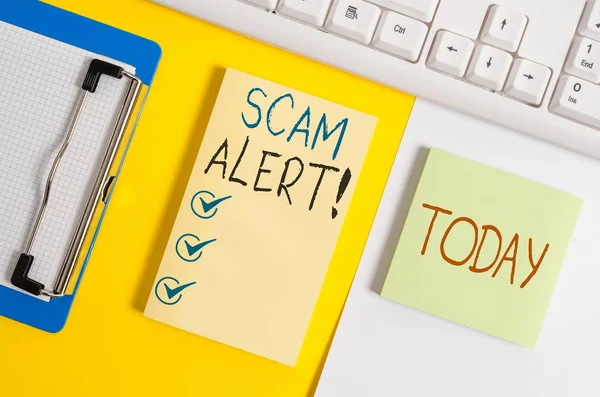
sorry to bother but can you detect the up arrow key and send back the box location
[481,6,527,52]
[447,46,458,52]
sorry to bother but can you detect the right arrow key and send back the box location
[579,0,600,42]
[505,58,552,105]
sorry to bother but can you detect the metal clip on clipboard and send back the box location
[10,59,142,298]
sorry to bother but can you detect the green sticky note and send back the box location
[381,148,583,348]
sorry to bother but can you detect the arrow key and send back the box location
[481,5,527,52]
[504,58,551,105]
[579,0,600,42]
[427,30,474,77]
[466,44,512,91]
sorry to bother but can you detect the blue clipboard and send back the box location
[0,0,161,332]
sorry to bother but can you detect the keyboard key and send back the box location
[278,0,332,27]
[550,75,600,129]
[246,0,279,10]
[480,5,527,52]
[427,31,474,77]
[504,58,551,105]
[565,36,600,84]
[466,45,512,91]
[325,0,381,44]
[578,0,600,42]
[368,0,439,23]
[372,11,428,61]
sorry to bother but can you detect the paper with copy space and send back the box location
[144,68,377,365]
[381,148,582,348]
[0,21,135,301]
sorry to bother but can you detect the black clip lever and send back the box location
[11,59,124,297]
[82,59,123,93]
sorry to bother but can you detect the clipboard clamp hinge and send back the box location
[11,254,65,296]
[11,59,142,298]
[83,59,123,93]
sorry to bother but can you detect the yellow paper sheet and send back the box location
[144,68,377,366]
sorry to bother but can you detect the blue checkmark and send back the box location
[155,276,196,305]
[184,239,215,256]
[191,190,232,219]
[164,282,196,299]
[176,233,217,262]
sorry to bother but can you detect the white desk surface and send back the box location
[315,98,600,397]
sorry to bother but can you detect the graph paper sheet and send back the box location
[0,21,135,301]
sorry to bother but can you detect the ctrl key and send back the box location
[550,75,600,129]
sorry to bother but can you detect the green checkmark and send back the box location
[164,282,196,300]
[199,195,232,213]
[184,238,217,256]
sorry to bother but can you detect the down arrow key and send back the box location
[465,45,513,91]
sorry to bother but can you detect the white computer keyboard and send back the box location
[153,0,600,160]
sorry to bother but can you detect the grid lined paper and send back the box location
[0,21,135,301]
